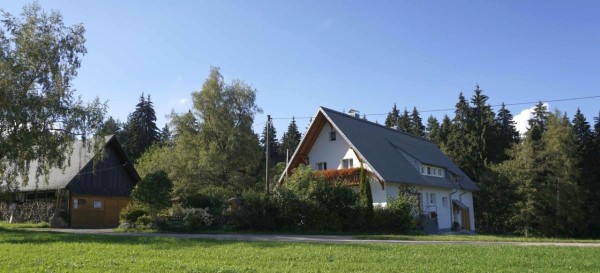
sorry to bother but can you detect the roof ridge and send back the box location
[319,106,435,144]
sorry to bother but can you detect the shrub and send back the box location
[373,192,419,233]
[182,186,229,228]
[233,190,278,231]
[119,202,149,223]
[183,208,213,232]
[135,215,153,229]
[131,170,173,218]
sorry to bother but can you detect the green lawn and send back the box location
[355,234,600,243]
[1,228,599,272]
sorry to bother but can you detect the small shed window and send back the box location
[93,200,103,209]
[330,131,336,141]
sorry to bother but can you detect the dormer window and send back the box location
[330,131,336,141]
[421,164,444,177]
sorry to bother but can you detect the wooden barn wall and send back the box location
[67,144,135,197]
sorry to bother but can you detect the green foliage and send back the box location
[384,103,400,128]
[233,190,278,231]
[119,202,149,223]
[373,192,419,232]
[359,165,373,221]
[135,215,153,229]
[426,115,440,142]
[122,94,160,161]
[183,208,213,231]
[279,118,302,159]
[409,107,425,137]
[131,171,173,217]
[0,3,106,189]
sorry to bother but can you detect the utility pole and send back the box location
[265,115,271,194]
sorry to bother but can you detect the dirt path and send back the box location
[27,228,600,247]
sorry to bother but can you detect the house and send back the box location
[3,135,139,228]
[278,107,479,232]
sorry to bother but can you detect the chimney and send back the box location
[348,109,360,118]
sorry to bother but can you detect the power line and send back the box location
[266,94,600,120]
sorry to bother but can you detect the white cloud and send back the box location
[178,98,189,105]
[513,103,549,136]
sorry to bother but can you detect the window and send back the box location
[342,158,354,169]
[442,197,448,208]
[74,199,86,209]
[316,162,327,170]
[93,200,103,209]
[429,193,436,206]
[420,164,445,178]
[329,131,336,141]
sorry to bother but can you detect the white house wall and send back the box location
[307,123,360,171]
[383,184,475,232]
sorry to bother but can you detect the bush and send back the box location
[135,215,153,229]
[182,186,229,228]
[373,192,419,233]
[132,170,173,218]
[119,203,149,223]
[183,208,213,232]
[233,190,278,231]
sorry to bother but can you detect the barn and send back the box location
[4,135,139,228]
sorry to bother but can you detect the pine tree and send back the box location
[398,109,412,133]
[494,103,519,162]
[469,85,497,164]
[438,115,452,147]
[384,103,400,128]
[97,117,122,137]
[122,94,160,161]
[409,107,425,137]
[260,120,283,165]
[279,118,302,160]
[426,115,440,143]
[527,101,549,142]
[573,109,600,237]
[445,92,477,179]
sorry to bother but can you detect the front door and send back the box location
[461,207,471,230]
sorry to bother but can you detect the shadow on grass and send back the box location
[0,227,393,251]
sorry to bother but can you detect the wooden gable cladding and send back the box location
[282,111,328,180]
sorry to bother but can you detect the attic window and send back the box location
[329,131,336,141]
[421,164,444,178]
[342,158,354,169]
[316,162,327,171]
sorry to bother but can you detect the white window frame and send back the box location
[421,164,445,178]
[342,158,354,169]
[429,193,436,206]
[316,162,327,171]
[329,131,336,141]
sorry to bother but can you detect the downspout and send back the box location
[459,190,469,230]
[449,188,458,227]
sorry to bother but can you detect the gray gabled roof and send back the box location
[8,135,139,192]
[321,107,479,191]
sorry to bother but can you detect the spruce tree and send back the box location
[409,107,426,137]
[359,165,373,212]
[122,94,160,161]
[279,118,302,160]
[260,121,283,165]
[384,103,400,128]
[438,115,452,147]
[469,85,497,164]
[426,115,440,143]
[398,109,412,133]
[573,109,600,237]
[445,92,477,179]
[527,101,549,142]
[494,103,519,162]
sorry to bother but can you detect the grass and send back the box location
[1,228,599,272]
[355,234,600,243]
[0,222,49,229]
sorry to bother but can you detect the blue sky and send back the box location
[4,1,600,136]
